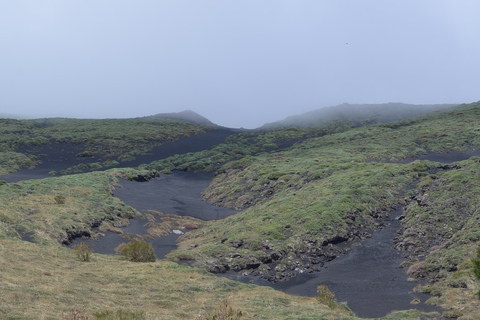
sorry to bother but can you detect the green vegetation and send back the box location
[73,242,92,262]
[317,285,336,309]
[473,246,480,299]
[261,102,455,129]
[176,102,480,264]
[171,101,480,318]
[0,238,352,319]
[0,117,214,174]
[473,247,480,280]
[3,101,480,319]
[199,299,243,320]
[117,240,156,262]
[0,151,36,175]
[93,310,146,320]
[394,157,480,317]
[0,171,137,245]
[140,127,312,173]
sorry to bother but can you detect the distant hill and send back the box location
[0,113,30,119]
[145,110,216,126]
[260,103,458,129]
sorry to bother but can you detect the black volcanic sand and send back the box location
[285,208,440,318]
[70,171,237,258]
[5,135,478,318]
[221,208,441,318]
[0,128,236,183]
[113,171,237,220]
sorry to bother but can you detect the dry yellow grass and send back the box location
[0,238,355,319]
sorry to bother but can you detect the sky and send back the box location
[1,1,479,128]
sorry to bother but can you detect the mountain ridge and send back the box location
[144,110,217,127]
[260,102,458,129]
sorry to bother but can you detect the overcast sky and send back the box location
[1,1,479,128]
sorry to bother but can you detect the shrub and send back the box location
[267,171,286,180]
[73,242,92,262]
[473,246,480,299]
[55,195,66,204]
[77,151,94,158]
[61,307,89,320]
[317,285,336,308]
[117,240,156,262]
[93,310,146,320]
[200,299,243,320]
[472,246,480,279]
[174,253,195,261]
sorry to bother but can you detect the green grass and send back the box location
[2,101,480,319]
[0,238,357,319]
[172,101,480,319]
[0,170,137,245]
[395,157,480,318]
[0,117,214,174]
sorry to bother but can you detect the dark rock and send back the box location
[244,259,261,269]
[259,255,272,264]
[61,229,91,245]
[322,234,348,246]
[209,264,229,273]
[270,251,283,261]
[260,241,272,250]
[230,240,244,248]
[131,171,159,182]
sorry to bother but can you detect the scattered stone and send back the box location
[230,240,244,248]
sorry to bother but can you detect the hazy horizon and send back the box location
[1,1,479,128]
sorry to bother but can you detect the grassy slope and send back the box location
[0,117,214,175]
[261,102,455,129]
[0,171,136,244]
[1,102,480,319]
[0,169,359,319]
[398,158,480,319]
[172,101,480,317]
[0,238,357,320]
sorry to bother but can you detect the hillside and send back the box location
[1,102,480,319]
[0,117,220,176]
[144,110,218,126]
[170,101,480,318]
[260,102,457,129]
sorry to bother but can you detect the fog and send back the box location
[1,1,479,128]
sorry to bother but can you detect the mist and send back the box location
[1,1,479,128]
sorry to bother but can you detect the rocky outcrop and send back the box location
[130,171,159,182]
[60,228,91,246]
[208,228,375,283]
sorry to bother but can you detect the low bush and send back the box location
[473,246,480,279]
[55,195,66,204]
[61,307,89,320]
[200,299,243,320]
[73,242,92,262]
[317,285,336,308]
[473,246,480,298]
[93,310,146,320]
[117,240,156,262]
[161,168,172,174]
